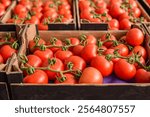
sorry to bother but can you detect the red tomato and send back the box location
[29,38,46,53]
[65,56,86,71]
[126,28,144,46]
[42,58,64,80]
[55,73,78,84]
[79,0,91,11]
[46,38,63,53]
[33,49,53,62]
[79,67,103,84]
[80,10,93,20]
[81,44,98,63]
[1,0,11,8]
[129,7,141,18]
[43,10,58,21]
[26,55,42,67]
[108,19,119,30]
[131,46,147,60]
[13,4,27,15]
[25,16,40,24]
[104,49,120,63]
[23,70,48,84]
[135,69,150,83]
[119,19,131,30]
[19,0,33,10]
[66,37,80,50]
[38,23,48,30]
[111,44,129,56]
[54,50,73,62]
[134,56,145,69]
[91,55,113,77]
[0,54,4,63]
[80,34,97,45]
[72,45,84,56]
[0,3,5,17]
[100,33,116,48]
[0,45,17,63]
[119,12,130,21]
[114,59,136,80]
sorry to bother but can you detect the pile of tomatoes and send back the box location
[6,0,73,30]
[79,0,147,30]
[20,28,150,84]
[0,0,11,18]
[0,33,18,64]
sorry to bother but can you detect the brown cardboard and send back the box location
[76,0,150,30]
[7,24,150,100]
[1,0,77,30]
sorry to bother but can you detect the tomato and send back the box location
[109,3,125,18]
[135,69,150,83]
[23,70,48,84]
[0,3,5,17]
[42,58,64,80]
[104,49,120,63]
[91,55,113,77]
[81,44,98,63]
[79,0,91,11]
[80,34,97,45]
[146,0,150,5]
[119,12,130,21]
[17,11,28,19]
[0,54,4,63]
[59,3,71,11]
[66,37,80,50]
[29,37,46,53]
[128,0,138,9]
[134,56,145,69]
[19,0,33,10]
[46,38,63,53]
[13,4,27,15]
[58,9,72,19]
[108,19,119,30]
[33,49,53,62]
[25,16,40,24]
[33,0,43,7]
[32,6,42,13]
[131,46,147,60]
[80,10,93,20]
[1,0,11,8]
[31,11,43,20]
[114,59,136,80]
[0,45,17,63]
[111,44,129,56]
[65,56,86,71]
[55,73,78,84]
[126,28,144,46]
[54,50,73,62]
[38,23,48,30]
[72,45,84,56]
[79,67,103,84]
[119,19,131,30]
[100,33,116,48]
[26,55,42,67]
[129,7,141,18]
[43,10,58,21]
[100,14,112,22]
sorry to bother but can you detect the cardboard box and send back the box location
[6,24,150,100]
[76,0,150,30]
[0,0,77,30]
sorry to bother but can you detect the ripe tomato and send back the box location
[33,49,53,62]
[0,45,17,63]
[91,55,113,77]
[23,70,48,84]
[13,4,27,15]
[81,44,98,63]
[104,49,120,63]
[134,56,145,69]
[38,23,48,30]
[119,12,130,21]
[1,0,11,8]
[72,45,84,56]
[65,56,86,71]
[80,10,93,20]
[66,37,80,50]
[0,3,5,17]
[43,10,58,21]
[100,33,116,48]
[26,55,42,67]
[25,16,40,24]
[29,38,46,53]
[19,0,33,10]
[131,46,147,60]
[135,69,150,83]
[111,44,129,56]
[54,50,73,62]
[0,54,4,63]
[79,67,103,84]
[55,73,77,84]
[114,59,136,80]
[119,19,131,30]
[126,28,144,46]
[42,58,64,80]
[129,7,141,18]
[79,0,91,11]
[46,38,63,53]
[80,34,97,45]
[108,19,119,30]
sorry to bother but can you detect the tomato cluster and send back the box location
[79,0,147,30]
[0,0,11,18]
[0,33,18,64]
[20,28,150,84]
[6,0,73,30]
